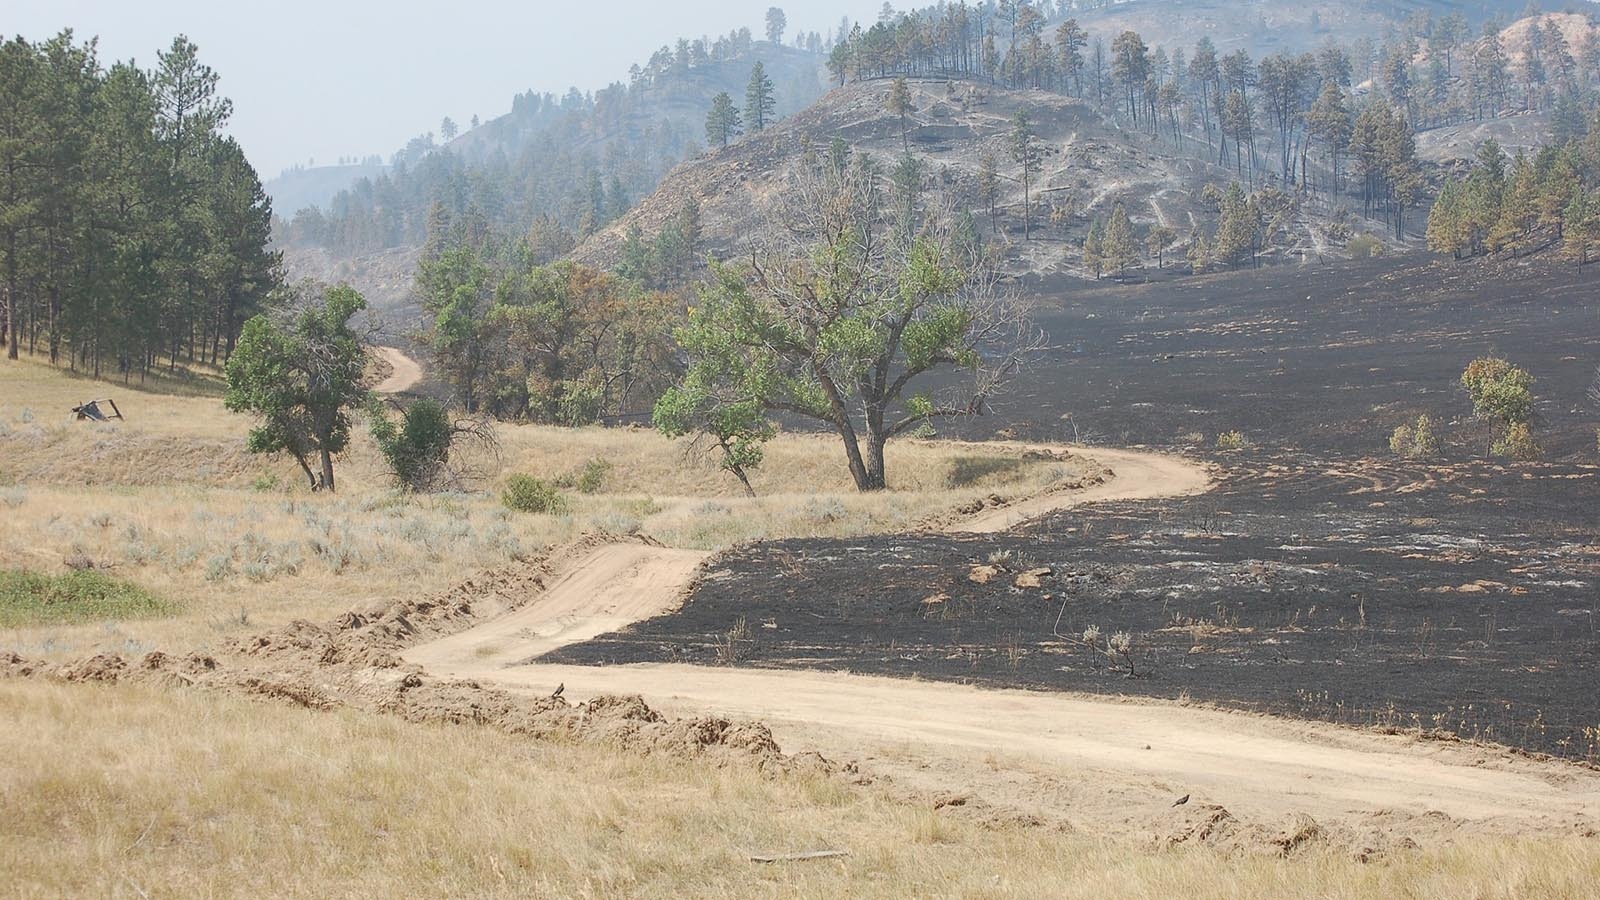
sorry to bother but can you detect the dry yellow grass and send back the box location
[3,678,1598,899]
[1,356,1083,656]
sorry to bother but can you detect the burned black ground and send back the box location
[549,256,1600,758]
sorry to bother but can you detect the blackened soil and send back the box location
[551,257,1600,758]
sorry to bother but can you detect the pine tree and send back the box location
[1103,200,1138,274]
[765,7,787,45]
[887,76,913,153]
[1146,225,1175,268]
[1427,179,1470,258]
[1564,189,1598,268]
[1083,218,1104,278]
[745,62,776,131]
[1009,108,1043,240]
[704,91,741,147]
[977,153,1000,233]
[1186,224,1211,274]
[1214,182,1257,267]
[1307,82,1352,194]
[1489,152,1540,254]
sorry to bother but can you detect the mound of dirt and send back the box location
[1,533,808,775]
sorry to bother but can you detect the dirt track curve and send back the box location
[405,447,1600,836]
[373,346,422,394]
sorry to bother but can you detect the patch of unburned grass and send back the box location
[4,678,1600,899]
[1,358,1089,654]
[0,569,175,628]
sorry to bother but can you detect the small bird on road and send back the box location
[1172,794,1190,807]
[551,682,565,699]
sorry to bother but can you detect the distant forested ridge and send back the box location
[275,39,826,259]
[0,31,278,377]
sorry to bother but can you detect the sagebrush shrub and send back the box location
[1215,430,1247,450]
[575,457,611,494]
[502,475,568,515]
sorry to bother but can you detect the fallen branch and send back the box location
[749,850,849,864]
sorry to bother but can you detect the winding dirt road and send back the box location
[404,447,1600,836]
[373,346,423,394]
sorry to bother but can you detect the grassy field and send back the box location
[5,678,1598,900]
[0,568,174,628]
[0,355,1084,656]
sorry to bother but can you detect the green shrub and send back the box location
[1215,430,1248,450]
[370,398,455,491]
[1492,422,1541,460]
[502,475,568,515]
[1347,234,1385,258]
[1389,414,1440,458]
[575,457,612,494]
[0,569,176,627]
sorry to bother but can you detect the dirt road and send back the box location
[952,444,1211,533]
[373,346,422,394]
[403,446,1600,836]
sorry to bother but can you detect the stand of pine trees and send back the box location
[0,32,278,379]
[1427,125,1600,265]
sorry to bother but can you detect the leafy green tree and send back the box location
[652,351,775,496]
[745,62,776,131]
[417,242,496,412]
[225,284,370,491]
[765,7,787,45]
[1461,356,1536,427]
[660,154,1039,492]
[704,91,742,147]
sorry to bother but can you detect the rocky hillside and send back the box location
[572,78,1402,281]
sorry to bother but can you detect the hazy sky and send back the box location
[13,1,878,179]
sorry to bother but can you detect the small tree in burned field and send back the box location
[1461,356,1540,459]
[659,149,1042,492]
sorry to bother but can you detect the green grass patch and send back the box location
[0,569,176,628]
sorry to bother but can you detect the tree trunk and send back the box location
[319,447,336,492]
[861,441,887,490]
[293,453,317,490]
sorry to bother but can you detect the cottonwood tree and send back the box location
[225,283,370,491]
[661,152,1041,492]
